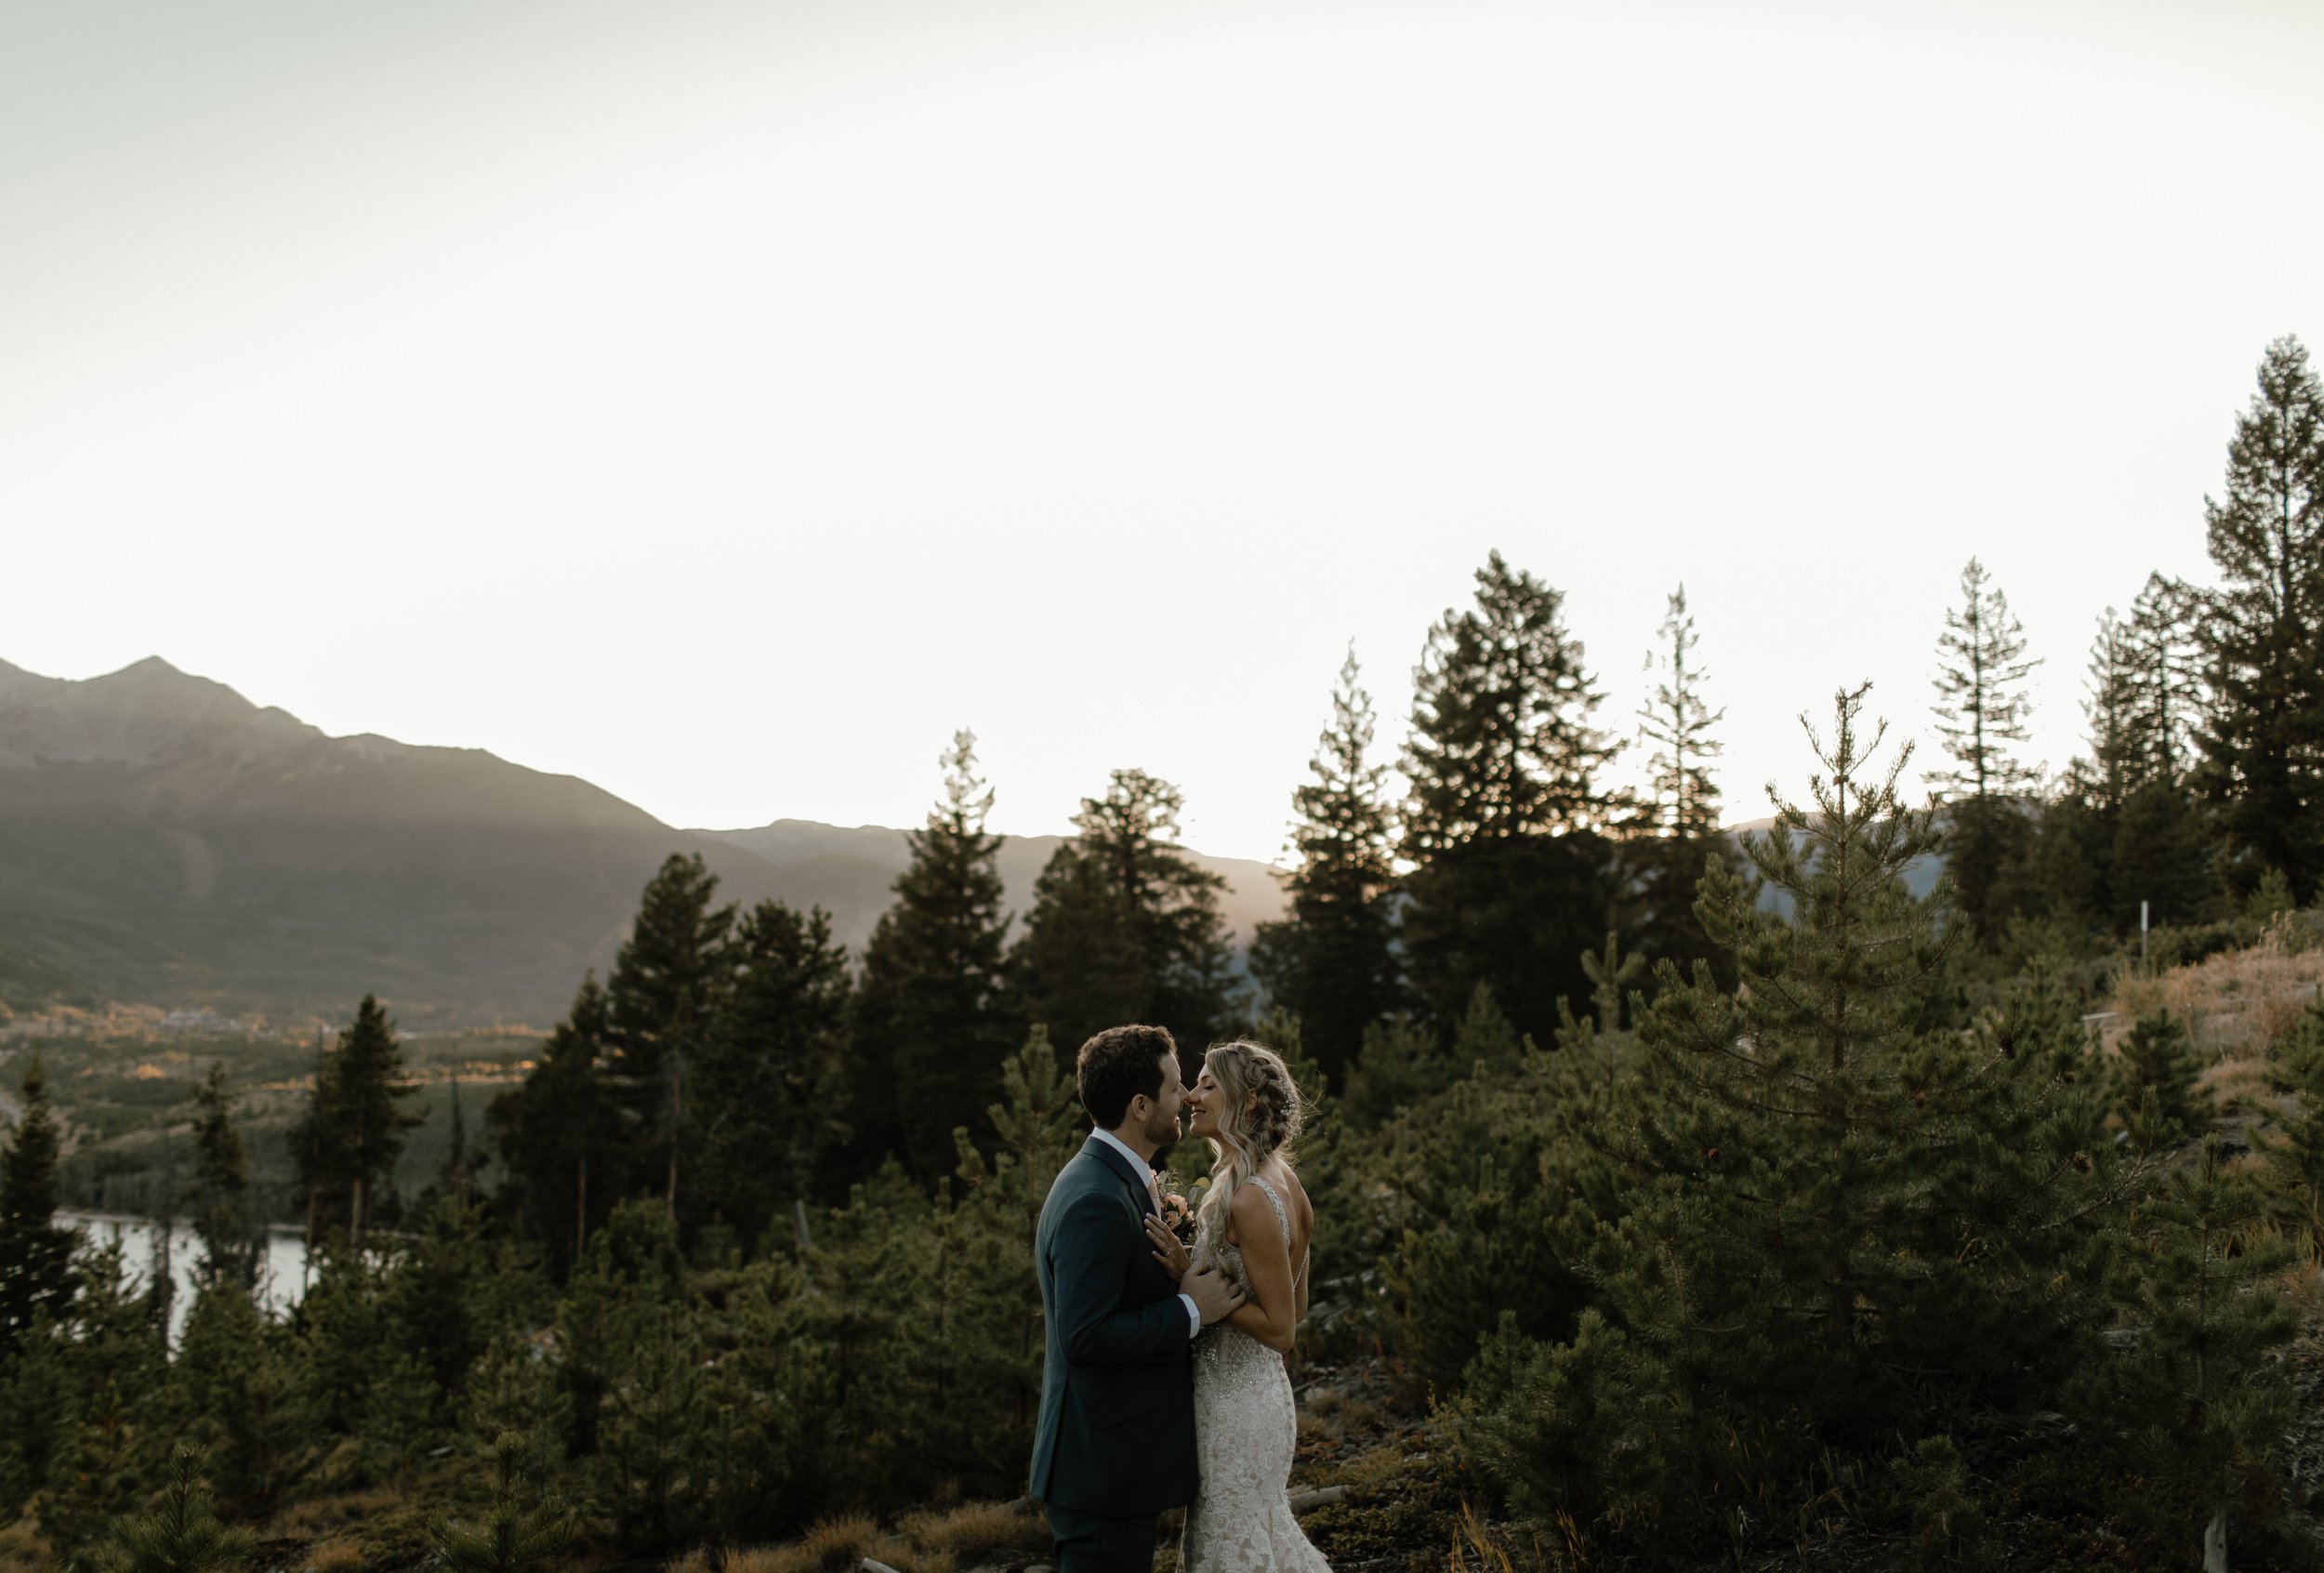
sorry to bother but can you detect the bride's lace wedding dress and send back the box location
[1181,1175,1332,1573]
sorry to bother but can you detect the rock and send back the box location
[1288,1486,1348,1514]
[863,1561,905,1573]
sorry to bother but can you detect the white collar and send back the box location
[1091,1127,1157,1191]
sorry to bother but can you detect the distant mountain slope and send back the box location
[0,658,807,1024]
[696,820,1289,947]
[0,658,1288,1024]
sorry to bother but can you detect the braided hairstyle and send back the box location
[1194,1038,1307,1250]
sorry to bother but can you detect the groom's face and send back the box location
[1138,1051,1186,1148]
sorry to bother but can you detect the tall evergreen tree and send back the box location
[0,1056,75,1356]
[1248,648,1402,1081]
[1930,556,2041,933]
[2067,595,2216,936]
[1933,557,2041,802]
[185,1065,257,1290]
[2125,573,2205,786]
[851,732,1020,1183]
[2081,604,2143,812]
[2111,778,2216,934]
[601,854,736,1202]
[2194,335,2324,898]
[1012,769,1238,1051]
[290,997,422,1245]
[693,899,852,1232]
[1480,689,2134,1553]
[1405,551,1618,851]
[1622,585,1735,974]
[1636,585,1724,840]
[490,975,620,1276]
[1400,552,1620,1038]
[2088,1137,2298,1569]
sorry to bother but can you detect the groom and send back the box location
[1030,1024,1244,1573]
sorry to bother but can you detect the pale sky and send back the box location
[5,0,2320,863]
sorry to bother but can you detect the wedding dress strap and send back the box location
[1248,1174,1295,1252]
[1248,1175,1312,1290]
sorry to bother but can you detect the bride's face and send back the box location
[1183,1064,1222,1141]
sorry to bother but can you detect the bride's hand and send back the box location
[1145,1214,1190,1277]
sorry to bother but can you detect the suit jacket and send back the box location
[1026,1133,1198,1515]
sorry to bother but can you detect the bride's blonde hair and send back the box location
[1195,1039,1305,1248]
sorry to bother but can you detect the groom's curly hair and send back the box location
[1077,1024,1178,1130]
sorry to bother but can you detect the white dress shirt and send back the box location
[1091,1126,1202,1339]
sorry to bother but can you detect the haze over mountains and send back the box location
[0,658,1287,1025]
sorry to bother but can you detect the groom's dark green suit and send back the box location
[1030,1133,1198,1572]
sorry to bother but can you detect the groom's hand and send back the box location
[1183,1263,1245,1327]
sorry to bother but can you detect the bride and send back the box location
[1143,1039,1332,1573]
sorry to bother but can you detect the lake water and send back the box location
[56,1210,310,1339]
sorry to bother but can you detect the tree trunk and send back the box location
[574,1154,588,1264]
[2205,1508,2228,1573]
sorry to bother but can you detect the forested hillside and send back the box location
[4,337,2324,1570]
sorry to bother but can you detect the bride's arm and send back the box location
[1222,1184,1300,1355]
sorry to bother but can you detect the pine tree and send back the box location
[2058,576,2220,935]
[440,1075,470,1199]
[1008,846,1148,1054]
[2112,778,2216,935]
[851,731,1020,1183]
[944,1028,1085,1465]
[427,1433,574,1573]
[1622,585,1736,974]
[2119,1010,2207,1143]
[0,1055,76,1355]
[92,1444,255,1573]
[1248,648,1402,1080]
[1405,551,1618,852]
[601,853,737,1201]
[1400,552,1621,1038]
[184,1066,257,1290]
[2090,1137,2298,1569]
[292,997,422,1244]
[693,899,851,1233]
[1933,557,2042,801]
[2195,336,2324,899]
[2082,604,2143,811]
[1931,557,2041,934]
[40,1245,172,1572]
[1502,687,2133,1549]
[489,973,620,1276]
[2126,573,2205,786]
[166,1281,310,1522]
[2261,1003,2324,1258]
[1636,585,1725,840]
[1012,769,1238,1051]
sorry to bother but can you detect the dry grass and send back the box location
[2198,1054,2278,1118]
[1450,1501,1561,1572]
[706,1500,1041,1573]
[718,1549,816,1573]
[309,1540,365,1573]
[269,1488,401,1538]
[2101,931,2324,1064]
[0,1518,50,1573]
[893,1500,1041,1562]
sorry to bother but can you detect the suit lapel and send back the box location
[1084,1132,1156,1216]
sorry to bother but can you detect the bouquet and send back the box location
[1158,1176,1208,1249]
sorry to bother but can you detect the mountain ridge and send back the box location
[0,657,1287,1024]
